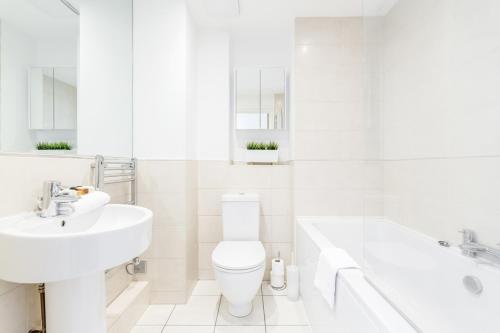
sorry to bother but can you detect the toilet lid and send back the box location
[212,241,265,270]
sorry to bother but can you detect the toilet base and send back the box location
[229,302,253,317]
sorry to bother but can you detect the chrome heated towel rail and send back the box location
[92,155,137,205]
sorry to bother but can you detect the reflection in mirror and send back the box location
[29,67,55,130]
[0,0,78,153]
[53,67,77,130]
[261,68,286,130]
[0,0,133,157]
[235,67,286,130]
[29,67,77,131]
[236,68,261,129]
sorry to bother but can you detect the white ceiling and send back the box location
[187,0,398,34]
[0,0,78,40]
[0,0,397,41]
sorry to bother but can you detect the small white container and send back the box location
[33,149,76,155]
[245,150,279,164]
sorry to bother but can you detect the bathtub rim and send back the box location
[297,216,419,333]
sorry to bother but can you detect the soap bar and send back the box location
[70,186,93,196]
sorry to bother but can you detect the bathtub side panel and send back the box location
[297,223,382,333]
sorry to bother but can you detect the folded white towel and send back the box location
[71,191,110,217]
[314,247,360,308]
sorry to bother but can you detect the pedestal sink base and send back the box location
[45,272,106,333]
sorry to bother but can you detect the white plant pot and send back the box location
[245,150,279,164]
[34,149,75,155]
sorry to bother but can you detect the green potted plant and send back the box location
[35,141,74,154]
[245,141,279,164]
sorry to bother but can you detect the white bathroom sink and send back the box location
[0,204,152,283]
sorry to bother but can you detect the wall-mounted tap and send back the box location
[38,181,79,218]
[459,229,477,257]
[459,229,500,261]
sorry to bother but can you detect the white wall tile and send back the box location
[106,266,133,305]
[198,161,231,189]
[198,216,223,243]
[198,243,217,270]
[295,18,345,46]
[0,286,27,333]
[137,160,187,194]
[371,0,500,245]
[294,101,364,132]
[260,215,273,243]
[144,225,187,259]
[271,190,291,216]
[271,216,293,243]
[0,281,18,296]
[270,165,292,189]
[198,189,226,216]
[294,131,343,160]
[137,192,187,225]
[137,258,186,292]
[137,159,198,303]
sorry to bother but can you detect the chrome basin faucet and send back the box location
[38,181,79,218]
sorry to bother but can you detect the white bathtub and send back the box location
[297,217,416,333]
[297,216,500,333]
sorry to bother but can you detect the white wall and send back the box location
[185,12,198,160]
[78,0,133,157]
[134,0,196,159]
[196,29,230,161]
[231,30,293,68]
[0,23,36,152]
[133,6,291,162]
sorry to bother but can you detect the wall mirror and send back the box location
[0,0,133,157]
[235,67,286,130]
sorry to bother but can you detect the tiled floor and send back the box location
[131,281,311,333]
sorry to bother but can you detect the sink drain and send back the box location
[463,275,483,295]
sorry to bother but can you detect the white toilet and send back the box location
[212,193,266,317]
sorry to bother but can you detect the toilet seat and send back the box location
[212,241,265,271]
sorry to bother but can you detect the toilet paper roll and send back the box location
[286,265,299,301]
[271,258,285,288]
[271,271,285,289]
[272,258,285,275]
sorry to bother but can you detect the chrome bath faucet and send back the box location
[459,229,500,261]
